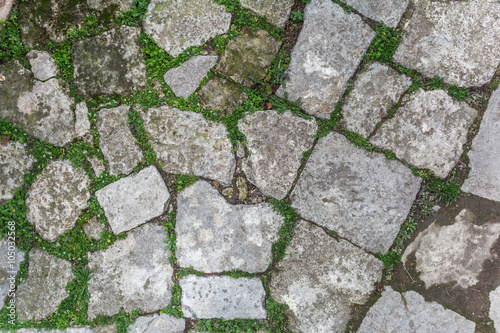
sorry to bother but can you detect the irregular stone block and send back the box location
[343,0,409,27]
[129,314,185,333]
[198,77,248,115]
[26,50,58,81]
[0,238,25,307]
[86,0,134,13]
[0,0,15,21]
[240,0,294,29]
[83,218,106,241]
[490,285,500,332]
[88,156,106,177]
[75,102,91,138]
[0,141,34,201]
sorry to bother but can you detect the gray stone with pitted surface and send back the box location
[86,0,134,13]
[0,238,25,307]
[0,0,15,21]
[490,285,500,332]
[240,0,294,29]
[129,314,185,333]
[26,50,58,81]
[75,102,91,138]
[0,141,34,201]
[198,77,248,115]
[83,218,106,241]
[343,0,409,27]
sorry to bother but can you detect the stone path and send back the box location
[0,0,500,332]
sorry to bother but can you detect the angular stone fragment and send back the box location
[164,55,218,98]
[26,160,91,242]
[276,0,374,118]
[291,132,421,253]
[0,0,14,21]
[75,102,91,138]
[88,223,174,319]
[490,286,500,332]
[73,26,147,98]
[83,218,106,241]
[343,62,411,137]
[403,209,500,289]
[198,77,248,115]
[358,287,476,333]
[95,166,170,234]
[239,110,317,199]
[343,0,409,28]
[143,0,231,57]
[0,238,25,307]
[16,249,75,320]
[177,181,282,273]
[370,89,476,178]
[270,221,383,333]
[26,50,58,81]
[97,105,144,175]
[88,156,106,176]
[181,275,266,319]
[240,0,294,29]
[0,141,34,201]
[86,0,134,13]
[394,0,500,87]
[129,314,185,333]
[140,106,236,185]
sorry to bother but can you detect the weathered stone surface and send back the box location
[177,181,283,273]
[16,249,75,320]
[0,238,25,307]
[143,0,231,57]
[26,50,58,81]
[0,0,15,21]
[404,209,500,288]
[95,166,170,234]
[73,26,147,98]
[140,106,236,185]
[236,176,248,201]
[88,156,106,176]
[239,110,317,199]
[86,0,134,13]
[216,27,281,87]
[270,221,383,333]
[490,285,500,332]
[83,218,106,241]
[88,223,174,319]
[371,89,476,178]
[276,0,374,118]
[129,314,185,333]
[198,77,248,115]
[462,87,500,202]
[164,55,218,98]
[343,62,411,137]
[291,132,421,253]
[181,275,266,319]
[97,105,144,175]
[75,102,91,138]
[0,141,34,201]
[343,0,409,27]
[16,325,116,333]
[394,0,500,87]
[240,0,294,29]
[358,287,476,333]
[26,160,91,242]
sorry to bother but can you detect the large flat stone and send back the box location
[88,223,174,319]
[0,141,34,201]
[270,221,383,333]
[95,166,170,234]
[198,77,248,115]
[239,110,317,199]
[26,50,58,81]
[343,0,409,27]
[370,89,476,178]
[0,238,25,307]
[180,275,266,319]
[490,285,500,332]
[140,106,236,186]
[291,132,421,253]
[240,0,294,29]
[129,314,185,333]
[276,0,374,118]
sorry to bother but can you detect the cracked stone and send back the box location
[240,0,294,29]
[0,238,25,307]
[0,141,34,201]
[490,285,500,332]
[198,77,248,115]
[75,102,91,138]
[129,314,185,333]
[83,218,106,241]
[343,0,409,27]
[26,50,58,81]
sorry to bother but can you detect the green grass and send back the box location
[117,0,150,26]
[0,10,29,64]
[425,177,461,203]
[448,85,470,101]
[365,22,402,64]
[176,174,198,191]
[269,199,299,262]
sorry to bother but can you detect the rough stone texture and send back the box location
[97,105,144,175]
[358,287,476,333]
[404,209,500,288]
[95,166,170,234]
[88,156,106,176]
[75,102,91,138]
[462,87,500,202]
[370,89,477,178]
[0,238,25,307]
[129,314,185,333]
[270,221,383,333]
[0,141,34,201]
[181,275,267,319]
[240,0,294,29]
[140,106,236,185]
[163,55,218,98]
[198,77,248,115]
[490,285,500,332]
[276,0,374,118]
[342,62,411,137]
[291,132,421,253]
[343,0,409,27]
[88,223,174,319]
[86,0,134,13]
[73,26,147,98]
[16,249,75,321]
[176,181,283,273]
[83,218,106,241]
[26,50,58,81]
[143,0,232,57]
[16,325,116,333]
[239,110,317,199]
[26,160,91,242]
[216,27,281,87]
[394,0,500,87]
[0,0,14,21]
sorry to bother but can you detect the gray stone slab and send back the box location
[240,0,294,29]
[75,102,91,138]
[129,314,185,333]
[181,275,266,319]
[83,218,106,241]
[0,238,25,307]
[0,0,14,21]
[0,141,34,201]
[26,50,58,81]
[343,0,409,27]
[270,220,383,333]
[490,285,500,332]
[291,132,421,253]
[95,166,170,234]
[88,156,106,177]
[16,325,116,333]
[198,77,248,115]
[86,0,134,13]
[276,0,374,118]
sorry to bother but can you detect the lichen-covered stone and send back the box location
[216,27,281,87]
[0,0,15,21]
[16,249,75,320]
[370,89,476,178]
[490,285,500,332]
[270,221,383,333]
[198,77,248,115]
[236,176,248,201]
[140,106,236,186]
[291,132,421,253]
[75,102,91,138]
[88,223,174,319]
[0,238,25,307]
[343,0,409,27]
[129,314,185,333]
[88,156,106,177]
[143,0,231,57]
[240,0,294,29]
[86,0,134,13]
[73,26,147,98]
[276,0,374,118]
[26,50,58,81]
[0,141,34,201]
[83,218,106,241]
[239,110,317,199]
[26,160,91,242]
